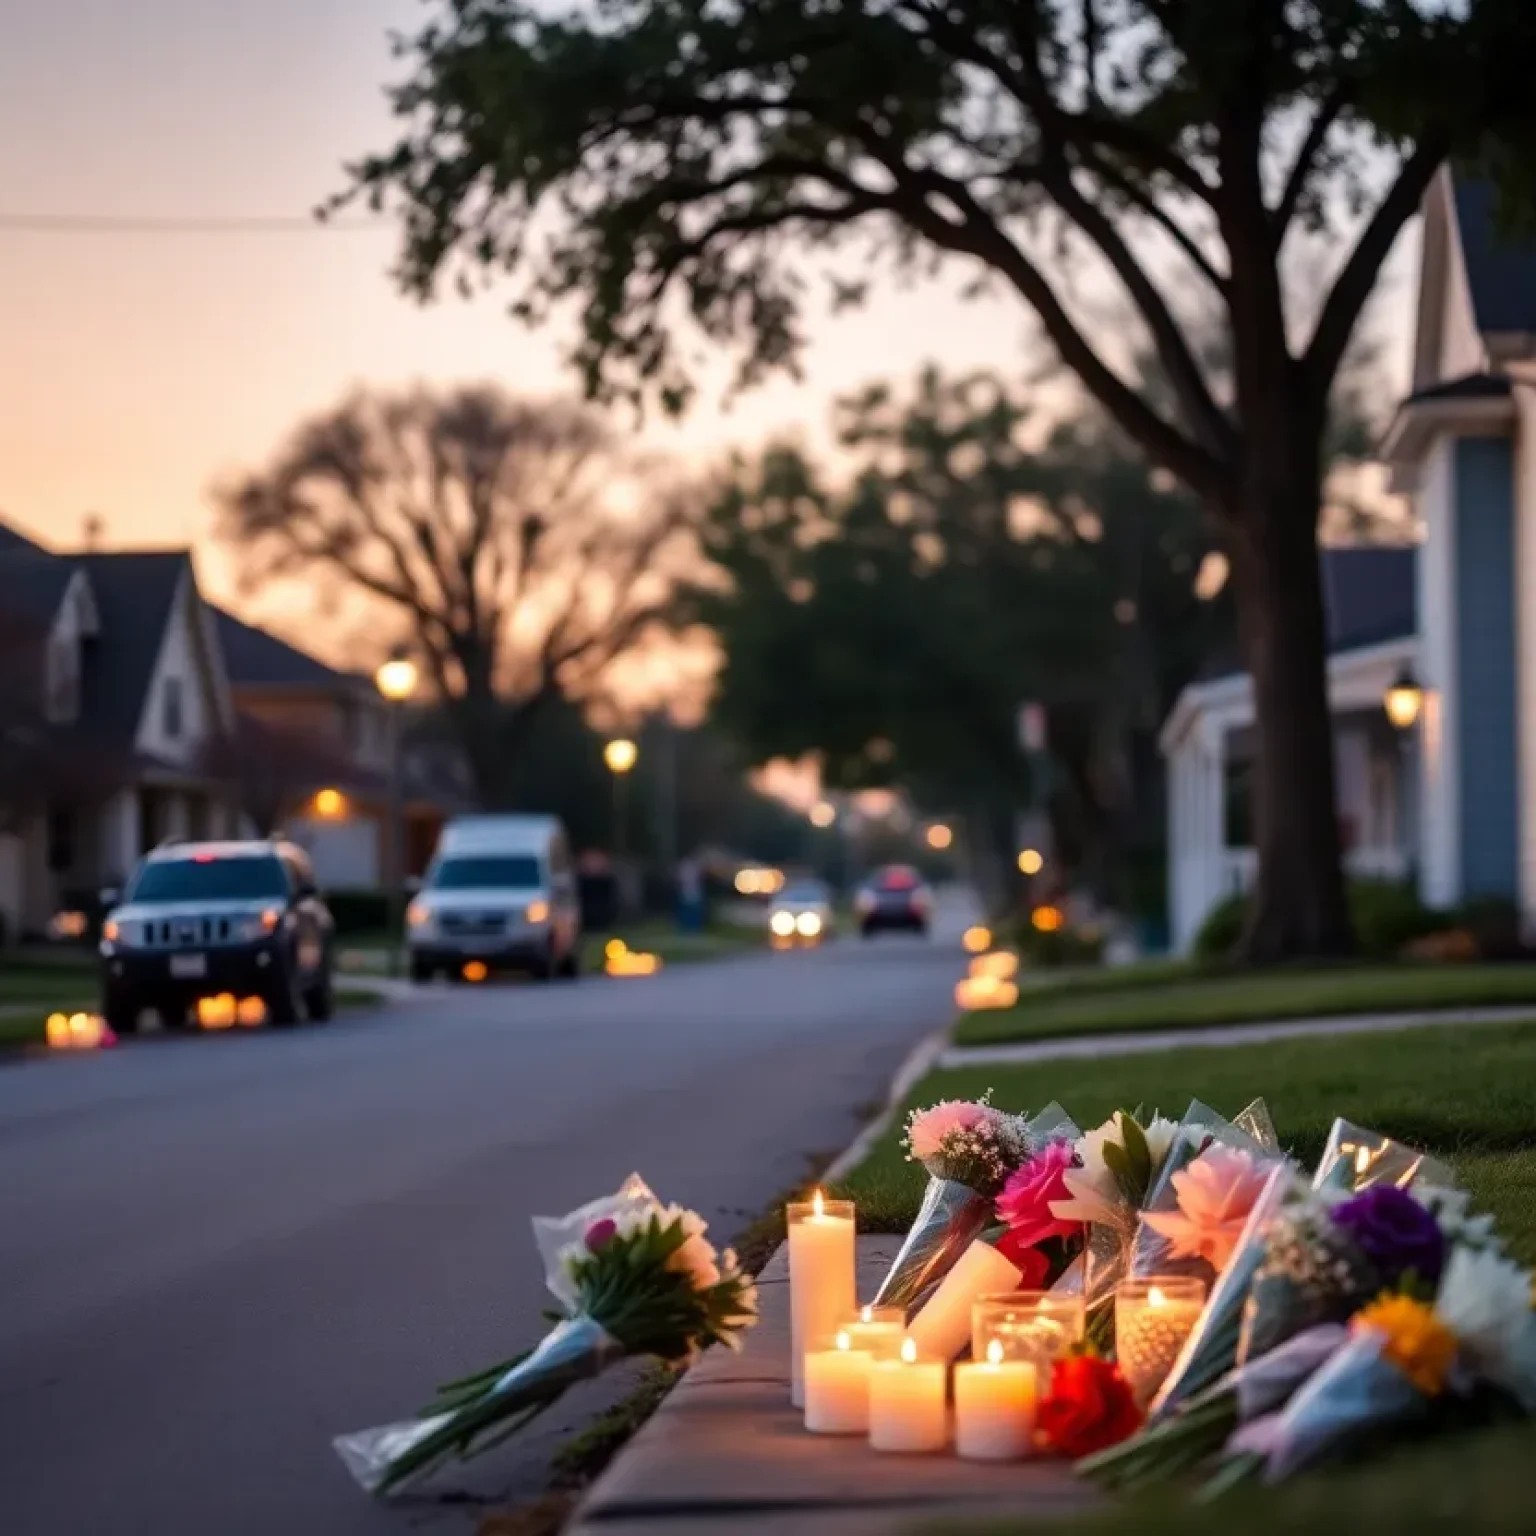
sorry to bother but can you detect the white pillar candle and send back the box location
[804,1330,873,1434]
[868,1339,948,1453]
[906,1239,1022,1362]
[954,1341,1037,1461]
[788,1192,856,1407]
[843,1304,905,1360]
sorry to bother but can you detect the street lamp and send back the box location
[925,822,954,851]
[375,649,419,977]
[1017,847,1044,876]
[605,737,639,918]
[1384,666,1424,731]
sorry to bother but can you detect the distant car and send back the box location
[768,879,835,946]
[854,865,933,938]
[99,839,335,1033]
[407,814,581,983]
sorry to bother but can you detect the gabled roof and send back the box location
[1195,546,1416,683]
[0,549,76,626]
[214,608,354,691]
[76,550,192,745]
[1451,175,1536,337]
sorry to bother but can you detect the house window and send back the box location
[162,676,184,739]
[45,633,81,724]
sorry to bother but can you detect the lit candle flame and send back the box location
[836,1330,851,1352]
[986,1339,1004,1367]
[860,1304,873,1324]
[812,1188,825,1218]
[1148,1285,1167,1307]
[900,1337,918,1365]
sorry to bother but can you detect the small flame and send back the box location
[1148,1285,1167,1307]
[986,1339,1004,1367]
[812,1188,825,1218]
[860,1304,873,1325]
[900,1337,918,1365]
[836,1330,851,1352]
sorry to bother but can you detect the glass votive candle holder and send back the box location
[843,1304,906,1360]
[1115,1276,1207,1405]
[972,1292,1087,1367]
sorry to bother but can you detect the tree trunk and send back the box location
[1228,447,1355,962]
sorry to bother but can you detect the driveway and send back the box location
[0,926,965,1535]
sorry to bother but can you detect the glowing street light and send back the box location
[1384,666,1424,731]
[604,737,639,775]
[605,737,640,917]
[925,822,954,851]
[375,648,419,978]
[810,800,837,829]
[1017,848,1044,876]
[314,787,347,820]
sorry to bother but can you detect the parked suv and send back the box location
[99,839,335,1033]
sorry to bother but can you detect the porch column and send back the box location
[100,792,141,886]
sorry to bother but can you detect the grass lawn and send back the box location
[955,962,1536,1047]
[581,919,763,971]
[832,1019,1536,1532]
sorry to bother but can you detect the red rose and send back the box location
[992,1229,1052,1289]
[585,1217,618,1253]
[1037,1356,1142,1459]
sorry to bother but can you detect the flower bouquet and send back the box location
[871,1095,1074,1311]
[335,1175,757,1496]
[1312,1117,1455,1194]
[1079,1178,1476,1491]
[1208,1237,1536,1490]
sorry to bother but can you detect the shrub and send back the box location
[1191,892,1247,961]
[1192,879,1445,962]
[1454,895,1527,960]
[1015,921,1106,969]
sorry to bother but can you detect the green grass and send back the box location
[0,968,97,1006]
[838,1020,1536,1533]
[581,919,762,971]
[955,962,1536,1047]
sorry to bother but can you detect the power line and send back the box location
[0,211,390,234]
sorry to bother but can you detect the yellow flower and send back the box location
[1353,1294,1458,1397]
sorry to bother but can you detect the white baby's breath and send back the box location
[1436,1244,1536,1408]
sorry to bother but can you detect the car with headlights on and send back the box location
[854,865,933,938]
[407,814,580,982]
[98,839,335,1033]
[768,878,835,947]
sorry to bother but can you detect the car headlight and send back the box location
[525,899,550,925]
[102,915,142,949]
[769,910,796,937]
[406,899,433,932]
[235,908,283,941]
[795,911,823,937]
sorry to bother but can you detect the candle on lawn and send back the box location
[804,1329,873,1434]
[905,1239,1022,1362]
[787,1191,856,1407]
[954,1340,1037,1461]
[868,1338,948,1453]
[1115,1277,1206,1405]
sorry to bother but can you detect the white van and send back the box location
[407,815,581,982]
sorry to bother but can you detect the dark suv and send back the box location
[99,840,335,1033]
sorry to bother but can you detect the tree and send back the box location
[692,367,1231,914]
[216,384,697,806]
[335,0,1536,958]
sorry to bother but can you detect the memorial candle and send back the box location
[804,1330,872,1434]
[954,1341,1037,1461]
[787,1191,856,1407]
[868,1338,948,1453]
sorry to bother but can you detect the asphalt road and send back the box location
[0,925,968,1536]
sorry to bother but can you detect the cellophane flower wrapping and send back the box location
[334,1174,758,1495]
[873,1100,1076,1312]
[1311,1118,1456,1195]
[1130,1097,1280,1282]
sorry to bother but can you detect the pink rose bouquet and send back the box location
[1143,1145,1273,1271]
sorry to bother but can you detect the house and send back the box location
[1160,166,1536,952]
[215,610,469,888]
[0,524,244,939]
[0,518,471,941]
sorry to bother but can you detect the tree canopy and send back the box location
[337,0,1536,957]
[215,383,697,805]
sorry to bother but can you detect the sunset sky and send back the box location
[2,0,1418,653]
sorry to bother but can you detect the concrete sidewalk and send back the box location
[941,1001,1536,1069]
[569,1238,1093,1535]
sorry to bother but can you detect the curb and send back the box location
[821,1023,952,1184]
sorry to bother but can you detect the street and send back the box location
[0,930,965,1536]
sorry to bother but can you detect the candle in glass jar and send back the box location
[843,1304,905,1359]
[788,1191,856,1406]
[1115,1277,1205,1405]
[804,1330,872,1434]
[905,1239,1022,1362]
[869,1338,948,1453]
[954,1340,1037,1461]
[971,1293,1086,1368]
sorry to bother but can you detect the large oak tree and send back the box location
[336,0,1536,956]
[216,384,696,806]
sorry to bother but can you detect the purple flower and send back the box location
[585,1218,618,1253]
[1330,1186,1445,1286]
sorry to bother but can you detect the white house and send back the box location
[1162,166,1536,952]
